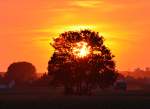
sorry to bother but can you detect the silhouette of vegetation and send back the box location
[48,30,118,95]
[33,73,51,86]
[5,62,37,85]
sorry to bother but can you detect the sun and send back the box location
[72,41,91,58]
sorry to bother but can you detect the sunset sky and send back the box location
[0,0,150,73]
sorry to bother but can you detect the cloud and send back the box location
[70,0,103,8]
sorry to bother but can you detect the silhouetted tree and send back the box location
[0,75,4,82]
[145,67,150,72]
[48,30,118,95]
[32,73,51,87]
[5,62,37,85]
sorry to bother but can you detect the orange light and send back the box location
[72,41,91,58]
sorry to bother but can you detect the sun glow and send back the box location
[51,25,96,34]
[72,41,91,58]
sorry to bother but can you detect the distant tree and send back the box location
[48,30,118,95]
[145,67,150,72]
[0,74,3,82]
[5,62,37,85]
[134,68,143,73]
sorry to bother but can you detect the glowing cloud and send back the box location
[72,0,102,8]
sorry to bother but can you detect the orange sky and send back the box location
[0,0,150,73]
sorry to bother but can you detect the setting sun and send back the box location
[0,0,150,107]
[72,41,91,58]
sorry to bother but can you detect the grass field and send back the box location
[0,87,150,109]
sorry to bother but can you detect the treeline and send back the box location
[126,75,150,90]
[120,67,150,78]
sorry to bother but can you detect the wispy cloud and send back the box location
[70,0,103,8]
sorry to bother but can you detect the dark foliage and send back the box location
[48,30,118,95]
[5,62,37,85]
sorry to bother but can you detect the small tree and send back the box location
[48,30,118,95]
[5,62,37,85]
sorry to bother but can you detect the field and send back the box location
[0,87,150,109]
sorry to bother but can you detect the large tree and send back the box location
[48,30,118,95]
[5,62,37,85]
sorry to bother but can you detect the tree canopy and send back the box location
[48,30,118,95]
[5,62,37,84]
